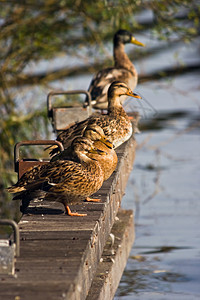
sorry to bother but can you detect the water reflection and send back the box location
[116,251,190,297]
[115,76,200,298]
[138,246,192,255]
[139,110,199,131]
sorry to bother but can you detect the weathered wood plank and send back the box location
[0,136,136,300]
[86,209,135,300]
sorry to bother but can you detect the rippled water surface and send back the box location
[114,70,200,299]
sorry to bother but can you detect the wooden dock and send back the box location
[0,135,136,300]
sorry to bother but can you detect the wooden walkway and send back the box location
[0,136,136,300]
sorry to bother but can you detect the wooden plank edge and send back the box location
[63,137,137,299]
[86,209,135,300]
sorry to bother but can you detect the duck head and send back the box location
[84,124,113,149]
[108,81,141,108]
[114,29,145,47]
[71,137,106,161]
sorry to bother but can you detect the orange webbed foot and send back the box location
[65,205,87,217]
[85,197,101,202]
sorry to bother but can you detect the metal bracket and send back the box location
[0,219,20,257]
[47,90,92,132]
[0,219,20,275]
[14,140,64,178]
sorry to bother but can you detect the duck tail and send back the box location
[6,185,26,193]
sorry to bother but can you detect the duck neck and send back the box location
[78,153,100,171]
[108,101,129,119]
[113,42,136,75]
[82,156,104,180]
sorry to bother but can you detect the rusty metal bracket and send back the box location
[14,140,64,178]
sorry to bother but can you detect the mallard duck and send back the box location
[87,29,145,110]
[51,124,118,181]
[49,81,141,157]
[7,137,106,216]
[85,124,118,180]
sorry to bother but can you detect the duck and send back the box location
[51,124,118,181]
[7,137,106,216]
[86,29,145,110]
[49,81,141,157]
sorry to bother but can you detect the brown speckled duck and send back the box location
[51,124,118,181]
[49,81,141,157]
[87,29,145,110]
[7,137,106,216]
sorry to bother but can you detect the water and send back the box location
[114,71,200,298]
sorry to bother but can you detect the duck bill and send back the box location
[89,148,106,155]
[100,136,113,149]
[131,36,145,47]
[126,91,142,99]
